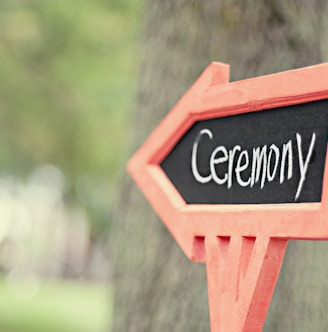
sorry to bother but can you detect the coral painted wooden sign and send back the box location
[127,62,328,331]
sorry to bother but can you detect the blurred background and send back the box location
[3,1,328,331]
[0,0,142,331]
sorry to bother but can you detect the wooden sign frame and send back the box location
[127,62,328,331]
[128,62,328,260]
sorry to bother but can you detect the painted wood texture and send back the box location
[127,62,328,259]
[205,236,287,332]
[127,62,328,331]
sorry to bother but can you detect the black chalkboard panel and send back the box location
[161,99,328,204]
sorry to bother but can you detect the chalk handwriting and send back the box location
[191,129,316,201]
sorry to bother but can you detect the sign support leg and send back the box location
[205,236,288,332]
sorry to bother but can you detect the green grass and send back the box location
[0,278,111,332]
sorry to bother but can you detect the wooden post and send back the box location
[205,236,288,331]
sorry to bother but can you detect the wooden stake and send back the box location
[205,236,288,331]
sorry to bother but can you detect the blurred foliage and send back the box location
[0,277,110,332]
[0,0,142,238]
[0,0,140,185]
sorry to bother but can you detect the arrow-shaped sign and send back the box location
[127,62,328,331]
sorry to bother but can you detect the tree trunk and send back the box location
[110,1,328,331]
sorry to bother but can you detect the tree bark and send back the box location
[110,1,328,331]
